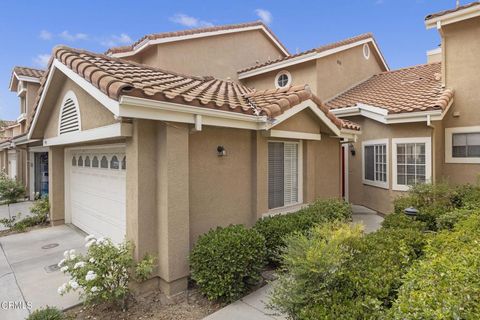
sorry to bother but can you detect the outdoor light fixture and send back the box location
[404,207,419,218]
[217,145,226,156]
[349,143,356,156]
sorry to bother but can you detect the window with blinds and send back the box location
[452,132,480,158]
[59,95,80,135]
[268,142,299,209]
[364,144,387,183]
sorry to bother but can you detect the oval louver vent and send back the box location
[59,95,80,135]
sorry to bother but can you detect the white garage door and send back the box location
[67,146,126,243]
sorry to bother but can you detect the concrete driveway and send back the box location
[0,225,86,319]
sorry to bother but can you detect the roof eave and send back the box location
[425,5,480,29]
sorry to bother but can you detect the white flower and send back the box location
[69,249,76,256]
[60,266,69,272]
[90,286,99,293]
[69,254,76,260]
[74,261,86,269]
[63,250,69,258]
[85,240,96,248]
[58,259,66,267]
[69,280,79,290]
[85,234,96,242]
[89,257,95,263]
[95,237,107,245]
[57,283,67,295]
[85,270,97,281]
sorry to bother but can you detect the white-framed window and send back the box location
[392,137,431,191]
[363,43,370,59]
[274,70,292,89]
[268,140,303,209]
[362,139,388,189]
[445,126,480,163]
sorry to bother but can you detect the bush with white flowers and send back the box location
[58,235,155,309]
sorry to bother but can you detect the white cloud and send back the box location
[39,30,52,40]
[255,9,272,25]
[100,33,133,47]
[33,54,50,68]
[169,13,214,28]
[59,30,88,42]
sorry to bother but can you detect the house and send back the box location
[24,22,360,295]
[322,2,479,214]
[1,66,49,199]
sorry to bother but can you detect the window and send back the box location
[363,43,370,59]
[84,156,91,167]
[446,126,480,163]
[100,156,108,169]
[275,70,292,88]
[92,156,99,168]
[77,156,83,166]
[268,141,302,209]
[110,156,120,169]
[393,137,431,191]
[362,139,388,188]
[72,156,77,166]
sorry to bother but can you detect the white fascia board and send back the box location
[16,75,41,84]
[111,25,289,58]
[266,99,342,137]
[239,38,389,79]
[28,59,120,140]
[118,96,268,130]
[265,129,321,141]
[43,122,132,147]
[427,47,442,56]
[426,6,480,29]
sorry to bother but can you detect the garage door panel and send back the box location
[68,147,126,243]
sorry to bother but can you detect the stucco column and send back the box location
[125,119,158,260]
[48,146,65,225]
[303,140,316,203]
[156,122,190,295]
[252,131,268,219]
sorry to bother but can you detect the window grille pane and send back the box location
[283,143,298,205]
[364,146,374,181]
[397,142,426,186]
[268,142,284,209]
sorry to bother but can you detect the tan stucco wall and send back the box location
[346,117,433,214]
[243,61,317,93]
[243,43,384,101]
[427,51,442,63]
[40,76,117,139]
[440,17,480,184]
[26,82,41,124]
[126,29,285,81]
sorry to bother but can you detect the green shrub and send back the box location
[270,223,427,320]
[381,213,427,231]
[0,173,25,204]
[254,199,351,265]
[389,213,480,319]
[30,197,50,223]
[27,306,65,320]
[0,198,50,232]
[436,208,474,230]
[190,225,266,302]
[59,235,155,309]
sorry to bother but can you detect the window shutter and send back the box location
[59,97,80,135]
[283,143,298,205]
[268,142,284,209]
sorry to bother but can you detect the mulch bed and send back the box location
[65,289,221,320]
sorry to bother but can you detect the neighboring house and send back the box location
[2,66,49,199]
[323,2,480,214]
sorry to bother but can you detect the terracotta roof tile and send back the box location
[0,120,17,128]
[238,33,384,74]
[326,63,453,115]
[29,46,358,132]
[425,1,480,20]
[105,21,289,56]
[13,66,45,79]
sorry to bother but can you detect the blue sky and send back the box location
[0,0,458,120]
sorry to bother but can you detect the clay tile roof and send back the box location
[29,46,358,132]
[425,1,480,20]
[13,66,45,79]
[238,33,381,74]
[326,62,454,115]
[1,120,17,128]
[105,21,289,56]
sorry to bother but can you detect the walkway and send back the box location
[204,205,384,320]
